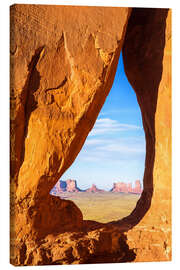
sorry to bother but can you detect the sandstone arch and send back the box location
[10,5,171,265]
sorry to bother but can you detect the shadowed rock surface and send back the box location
[10,5,171,265]
[122,7,171,261]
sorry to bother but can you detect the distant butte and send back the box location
[51,179,81,193]
[85,184,105,193]
[111,180,142,194]
[51,179,142,195]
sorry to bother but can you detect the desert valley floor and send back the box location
[55,192,140,223]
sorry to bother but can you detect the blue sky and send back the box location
[61,53,146,191]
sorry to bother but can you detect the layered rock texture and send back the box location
[10,5,171,265]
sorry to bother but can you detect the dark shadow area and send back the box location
[24,47,43,121]
[19,47,43,178]
[10,47,43,249]
[84,234,136,264]
[119,7,168,229]
[10,46,43,188]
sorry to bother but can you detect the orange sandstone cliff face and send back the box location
[10,4,131,264]
[10,5,171,265]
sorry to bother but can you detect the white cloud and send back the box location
[97,143,145,154]
[89,118,142,137]
[99,108,140,117]
[80,118,145,162]
[69,117,146,167]
[85,138,106,146]
[79,138,145,164]
[62,119,146,187]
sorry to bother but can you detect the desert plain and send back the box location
[59,192,140,223]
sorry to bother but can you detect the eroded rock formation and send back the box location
[51,179,81,194]
[66,179,81,192]
[133,180,142,194]
[85,184,105,193]
[53,181,105,193]
[52,180,67,193]
[10,5,171,265]
[111,180,142,194]
[51,179,142,194]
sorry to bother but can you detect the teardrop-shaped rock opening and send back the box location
[50,52,146,223]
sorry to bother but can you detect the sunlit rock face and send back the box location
[10,4,131,265]
[10,5,171,266]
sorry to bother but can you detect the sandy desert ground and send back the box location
[59,192,140,223]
